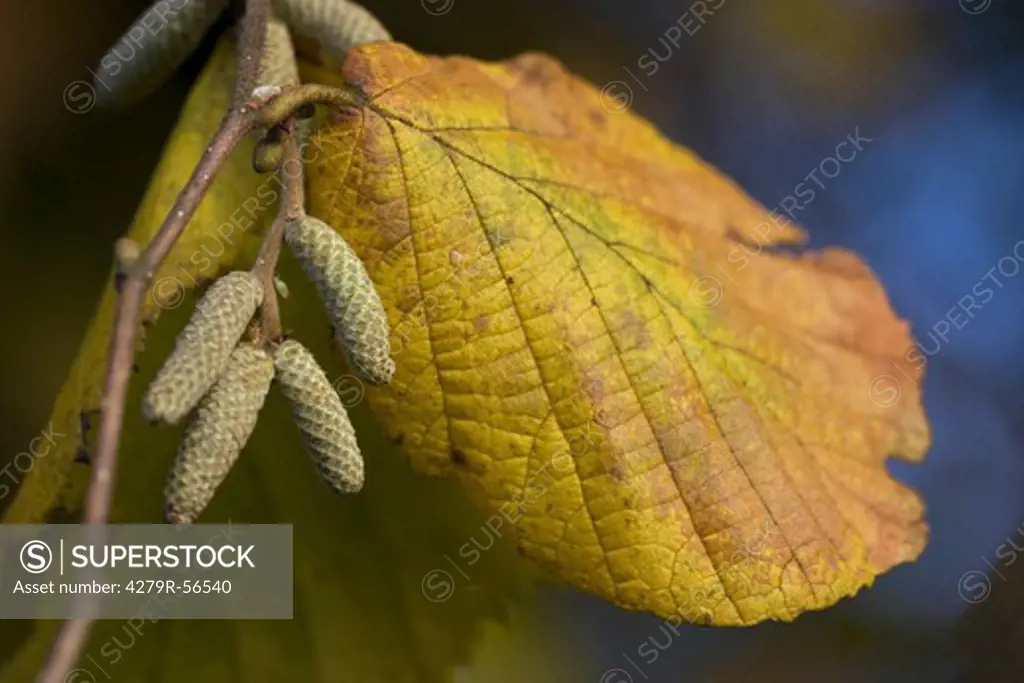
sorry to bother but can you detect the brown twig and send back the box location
[233,0,271,107]
[252,123,306,342]
[36,1,372,678]
[34,2,272,682]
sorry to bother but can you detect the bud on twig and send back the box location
[273,275,290,299]
[114,238,142,271]
[273,340,364,494]
[165,343,274,524]
[253,130,286,173]
[113,238,143,292]
[284,216,395,384]
[144,271,264,424]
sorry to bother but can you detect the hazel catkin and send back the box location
[284,216,395,385]
[272,0,391,65]
[273,340,364,494]
[259,17,300,88]
[164,343,274,524]
[251,18,311,170]
[94,0,230,107]
[143,271,263,425]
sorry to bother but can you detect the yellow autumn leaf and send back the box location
[304,42,930,627]
[0,37,558,683]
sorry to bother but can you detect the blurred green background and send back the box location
[2,1,1023,681]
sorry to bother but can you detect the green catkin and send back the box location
[273,0,391,65]
[252,18,305,170]
[94,0,230,107]
[284,216,395,385]
[164,344,274,524]
[143,271,264,425]
[259,18,300,88]
[273,340,364,494]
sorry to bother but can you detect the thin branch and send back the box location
[139,116,255,288]
[233,0,271,107]
[281,134,307,221]
[37,2,372,680]
[252,123,305,342]
[34,2,271,682]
